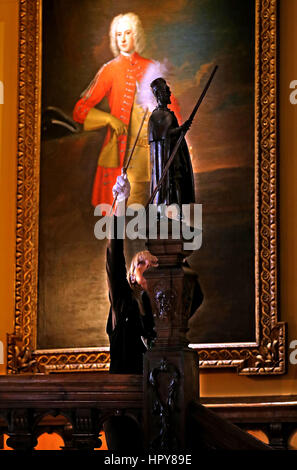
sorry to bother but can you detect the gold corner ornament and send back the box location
[7,335,45,374]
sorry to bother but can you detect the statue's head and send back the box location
[110,12,146,57]
[150,77,172,106]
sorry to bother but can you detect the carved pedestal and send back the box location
[143,221,200,451]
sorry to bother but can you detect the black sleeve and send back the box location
[106,216,132,331]
[190,278,204,317]
[183,260,204,318]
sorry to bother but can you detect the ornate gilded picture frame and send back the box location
[7,0,286,375]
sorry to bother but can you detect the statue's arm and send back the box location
[149,111,191,141]
[168,118,192,136]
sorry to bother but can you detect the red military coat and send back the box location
[73,52,181,207]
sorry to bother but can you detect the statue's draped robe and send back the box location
[148,107,195,206]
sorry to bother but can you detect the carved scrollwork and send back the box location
[34,350,110,372]
[149,358,180,451]
[198,323,286,375]
[153,285,177,320]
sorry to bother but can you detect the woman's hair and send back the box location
[109,12,146,57]
[128,250,158,287]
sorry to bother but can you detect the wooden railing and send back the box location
[1,223,292,451]
[1,373,297,450]
[187,401,271,450]
[201,395,297,450]
[0,372,143,451]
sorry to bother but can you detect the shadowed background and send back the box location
[38,0,255,349]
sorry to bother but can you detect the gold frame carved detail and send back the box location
[7,0,286,375]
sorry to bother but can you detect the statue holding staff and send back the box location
[147,67,218,211]
[148,77,195,208]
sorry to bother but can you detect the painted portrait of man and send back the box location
[71,13,181,207]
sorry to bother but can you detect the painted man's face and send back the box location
[116,17,135,54]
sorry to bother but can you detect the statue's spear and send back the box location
[145,65,218,210]
[110,108,148,214]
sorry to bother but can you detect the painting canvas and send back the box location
[38,0,255,350]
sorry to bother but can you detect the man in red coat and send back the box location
[73,13,181,207]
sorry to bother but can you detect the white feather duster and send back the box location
[136,60,169,112]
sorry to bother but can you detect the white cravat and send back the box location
[120,50,135,57]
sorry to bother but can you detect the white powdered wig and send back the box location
[110,12,146,57]
[136,61,169,112]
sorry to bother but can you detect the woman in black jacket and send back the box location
[106,171,203,373]
[106,221,158,374]
[103,173,203,451]
[106,172,158,375]
[103,173,158,451]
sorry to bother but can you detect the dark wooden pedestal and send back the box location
[143,221,200,451]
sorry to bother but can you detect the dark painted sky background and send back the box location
[43,0,255,173]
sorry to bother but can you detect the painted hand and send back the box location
[108,115,127,136]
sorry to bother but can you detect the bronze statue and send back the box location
[148,77,195,208]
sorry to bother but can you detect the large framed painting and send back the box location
[7,0,286,375]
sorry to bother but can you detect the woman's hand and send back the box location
[112,171,131,216]
[112,171,131,203]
